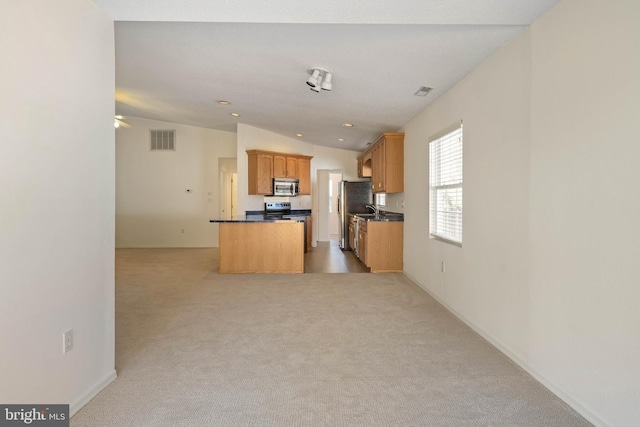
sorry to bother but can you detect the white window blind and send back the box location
[429,123,463,245]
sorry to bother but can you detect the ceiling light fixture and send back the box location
[337,138,345,142]
[310,75,323,93]
[114,116,131,129]
[230,113,240,117]
[321,72,332,91]
[307,67,332,92]
[296,133,303,137]
[343,123,354,127]
[218,100,231,105]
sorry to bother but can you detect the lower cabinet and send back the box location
[356,220,403,273]
[357,220,367,266]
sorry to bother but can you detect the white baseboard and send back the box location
[402,271,609,427]
[70,369,117,417]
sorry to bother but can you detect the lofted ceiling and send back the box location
[93,0,559,151]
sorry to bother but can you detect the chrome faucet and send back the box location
[366,204,379,216]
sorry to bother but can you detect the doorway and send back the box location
[316,169,342,242]
[219,158,237,219]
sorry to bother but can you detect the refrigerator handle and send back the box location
[337,196,340,214]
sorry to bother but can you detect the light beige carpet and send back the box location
[71,248,591,427]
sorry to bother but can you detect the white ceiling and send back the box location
[93,0,559,151]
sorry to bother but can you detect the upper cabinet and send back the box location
[273,155,299,179]
[358,132,404,193]
[358,150,372,178]
[297,157,311,195]
[247,150,313,195]
[247,151,274,195]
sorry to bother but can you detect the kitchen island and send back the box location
[211,215,305,274]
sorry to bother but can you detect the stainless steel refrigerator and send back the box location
[337,180,373,250]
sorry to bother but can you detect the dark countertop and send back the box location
[210,215,306,223]
[351,211,404,222]
[210,210,311,223]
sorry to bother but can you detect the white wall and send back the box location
[527,1,640,425]
[0,0,116,414]
[402,0,640,425]
[311,144,360,182]
[116,117,236,247]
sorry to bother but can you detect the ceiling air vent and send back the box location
[414,86,433,97]
[150,130,176,151]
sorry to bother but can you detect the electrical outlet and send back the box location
[63,329,73,354]
[441,261,446,273]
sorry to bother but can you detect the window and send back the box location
[375,193,386,207]
[429,122,463,246]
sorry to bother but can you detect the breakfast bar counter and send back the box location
[210,217,305,274]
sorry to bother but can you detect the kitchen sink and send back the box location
[354,212,404,222]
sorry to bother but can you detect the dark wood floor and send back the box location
[304,238,369,273]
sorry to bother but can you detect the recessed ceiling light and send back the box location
[115,115,123,119]
[218,100,231,105]
[296,133,303,137]
[230,113,240,117]
[342,123,354,127]
[337,138,345,142]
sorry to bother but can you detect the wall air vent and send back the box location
[150,130,176,151]
[414,86,433,97]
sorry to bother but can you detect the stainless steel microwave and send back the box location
[272,178,300,196]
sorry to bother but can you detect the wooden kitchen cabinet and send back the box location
[247,151,274,195]
[297,157,311,195]
[273,155,286,178]
[273,155,299,178]
[247,150,313,195]
[357,219,367,266]
[357,149,373,178]
[369,132,404,193]
[371,142,384,192]
[355,219,403,273]
[219,222,304,273]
